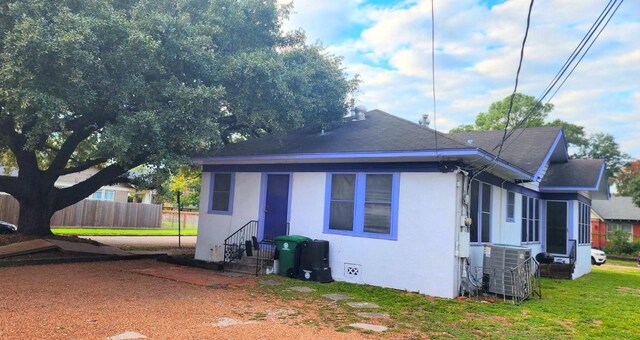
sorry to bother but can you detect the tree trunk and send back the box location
[17,195,55,236]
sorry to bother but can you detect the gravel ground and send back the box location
[0,260,371,339]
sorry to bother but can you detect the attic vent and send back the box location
[352,105,367,121]
[344,263,362,282]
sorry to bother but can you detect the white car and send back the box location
[591,248,606,265]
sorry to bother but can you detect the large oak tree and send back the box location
[0,0,358,235]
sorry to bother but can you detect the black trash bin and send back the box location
[298,240,333,283]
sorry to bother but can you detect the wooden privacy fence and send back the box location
[161,210,199,229]
[0,194,162,228]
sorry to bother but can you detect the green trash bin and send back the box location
[275,235,311,277]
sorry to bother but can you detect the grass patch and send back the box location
[606,259,638,267]
[251,265,640,338]
[51,228,198,236]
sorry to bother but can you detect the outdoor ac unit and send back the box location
[482,244,532,298]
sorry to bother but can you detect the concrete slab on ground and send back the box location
[131,265,255,287]
[347,302,380,309]
[46,239,131,256]
[259,280,281,286]
[349,323,388,332]
[107,331,148,340]
[322,293,351,301]
[357,312,389,319]
[212,318,257,327]
[0,239,57,259]
[288,286,315,293]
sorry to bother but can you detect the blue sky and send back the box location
[279,0,640,158]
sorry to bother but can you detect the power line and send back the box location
[431,0,438,154]
[500,0,622,147]
[494,0,535,159]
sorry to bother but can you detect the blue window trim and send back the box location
[323,172,399,240]
[506,191,515,222]
[208,172,235,215]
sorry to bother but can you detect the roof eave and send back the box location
[193,149,534,180]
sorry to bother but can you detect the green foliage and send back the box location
[575,133,630,178]
[603,229,639,255]
[616,161,640,207]
[0,0,358,233]
[156,166,201,208]
[449,93,553,132]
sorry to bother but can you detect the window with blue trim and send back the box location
[210,173,233,213]
[326,173,398,239]
[470,180,491,243]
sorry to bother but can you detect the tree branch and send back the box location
[56,157,109,176]
[47,129,96,174]
[0,175,22,198]
[54,163,130,210]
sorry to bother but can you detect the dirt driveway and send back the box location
[0,260,368,340]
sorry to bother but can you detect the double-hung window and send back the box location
[578,202,591,244]
[470,180,491,243]
[325,173,398,239]
[209,173,234,214]
[521,196,540,243]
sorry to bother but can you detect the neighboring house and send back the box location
[193,109,608,299]
[1,166,152,204]
[591,196,640,248]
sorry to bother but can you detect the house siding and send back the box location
[195,172,262,262]
[289,172,459,299]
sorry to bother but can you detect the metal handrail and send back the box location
[255,239,277,276]
[223,220,258,264]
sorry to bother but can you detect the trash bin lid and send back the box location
[274,235,311,243]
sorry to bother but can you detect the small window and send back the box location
[521,196,539,243]
[578,202,591,245]
[506,191,515,222]
[470,180,491,243]
[364,174,393,234]
[329,174,356,231]
[210,173,233,213]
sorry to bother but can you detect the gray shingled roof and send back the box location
[592,196,640,221]
[213,110,471,156]
[197,110,607,192]
[448,127,562,175]
[539,159,604,188]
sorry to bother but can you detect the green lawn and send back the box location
[51,228,198,236]
[606,258,639,267]
[253,265,640,338]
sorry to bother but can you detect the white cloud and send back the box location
[282,0,640,158]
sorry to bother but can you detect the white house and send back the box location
[193,109,608,299]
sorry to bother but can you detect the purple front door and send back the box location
[262,174,290,240]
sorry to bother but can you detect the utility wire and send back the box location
[431,0,438,154]
[470,0,535,181]
[500,0,621,146]
[494,0,535,159]
[501,0,623,150]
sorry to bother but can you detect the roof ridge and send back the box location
[369,109,472,149]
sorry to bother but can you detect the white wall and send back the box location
[195,172,262,262]
[289,172,460,299]
[469,185,542,269]
[571,200,592,278]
